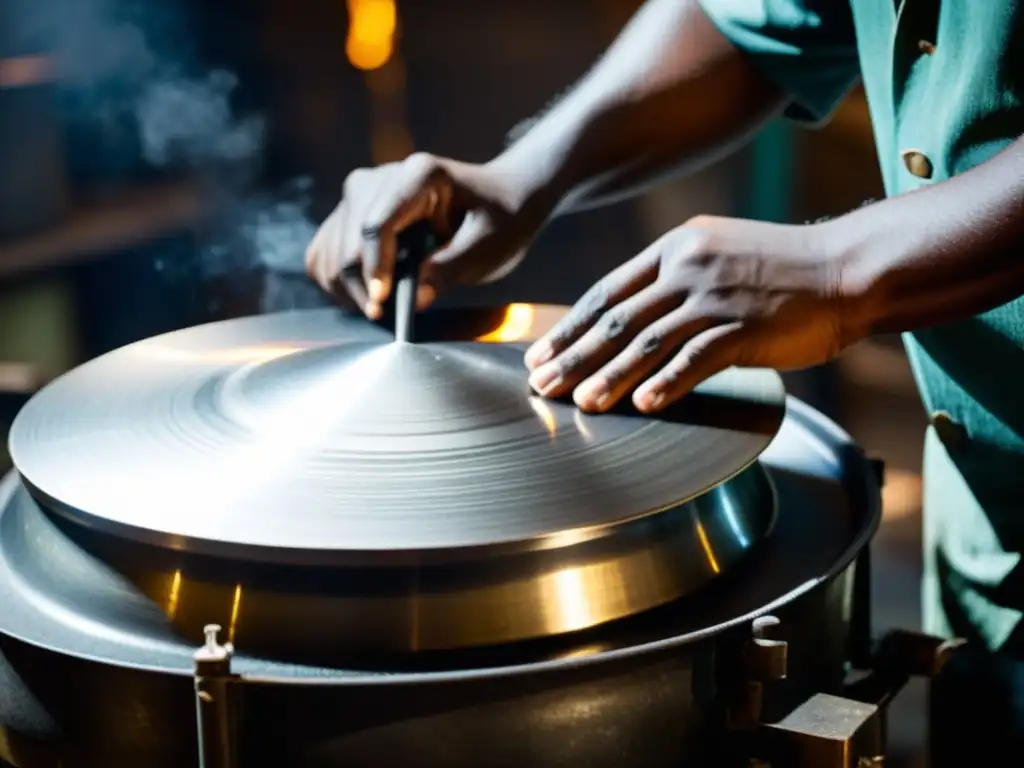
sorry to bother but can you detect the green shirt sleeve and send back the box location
[698,0,861,124]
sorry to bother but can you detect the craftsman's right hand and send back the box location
[306,153,543,319]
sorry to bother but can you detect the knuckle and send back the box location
[693,295,731,322]
[403,151,438,178]
[343,168,369,194]
[551,290,607,346]
[575,285,610,324]
[340,253,360,273]
[603,365,626,387]
[683,214,714,230]
[666,228,716,270]
[558,350,583,374]
[631,329,663,358]
[598,310,629,340]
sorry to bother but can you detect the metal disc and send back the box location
[9,309,785,565]
[0,397,878,672]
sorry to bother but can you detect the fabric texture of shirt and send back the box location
[698,0,1024,651]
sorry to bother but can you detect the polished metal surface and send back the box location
[0,395,881,768]
[0,397,874,673]
[7,304,785,651]
[0,458,776,656]
[9,308,785,564]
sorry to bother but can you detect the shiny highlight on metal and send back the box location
[8,308,785,653]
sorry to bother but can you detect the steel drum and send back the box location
[8,306,783,655]
[0,304,882,768]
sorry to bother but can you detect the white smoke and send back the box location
[135,70,267,169]
[240,197,318,272]
[16,0,317,297]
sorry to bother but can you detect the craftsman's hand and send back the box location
[524,216,865,413]
[306,153,545,319]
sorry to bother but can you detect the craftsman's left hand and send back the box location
[524,215,865,413]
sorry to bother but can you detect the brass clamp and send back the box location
[727,615,790,732]
[747,625,969,768]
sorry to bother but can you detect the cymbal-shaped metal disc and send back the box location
[9,309,785,566]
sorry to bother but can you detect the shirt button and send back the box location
[918,40,937,55]
[931,411,967,449]
[902,150,934,179]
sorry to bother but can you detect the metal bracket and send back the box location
[753,629,969,768]
[194,624,239,768]
[728,615,789,732]
[760,692,885,767]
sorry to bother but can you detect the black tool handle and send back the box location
[392,221,439,343]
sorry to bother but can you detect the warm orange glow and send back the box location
[476,304,537,343]
[370,121,414,164]
[166,569,183,620]
[556,643,610,660]
[528,396,558,438]
[346,0,397,71]
[227,584,243,645]
[694,522,721,574]
[881,468,922,520]
[550,567,598,632]
[0,55,53,88]
[365,58,406,96]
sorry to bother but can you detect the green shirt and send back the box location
[700,0,1024,651]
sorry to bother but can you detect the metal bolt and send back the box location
[204,624,222,648]
[752,615,782,641]
[194,623,234,665]
[748,615,788,681]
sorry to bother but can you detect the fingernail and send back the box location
[416,284,436,309]
[574,379,610,412]
[368,278,387,303]
[635,387,665,412]
[525,341,554,370]
[366,301,382,320]
[528,364,562,395]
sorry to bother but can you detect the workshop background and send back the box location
[0,0,926,764]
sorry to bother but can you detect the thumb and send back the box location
[416,214,527,309]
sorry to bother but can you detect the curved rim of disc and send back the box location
[0,397,882,681]
[8,310,786,566]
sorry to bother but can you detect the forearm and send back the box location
[836,137,1024,336]
[489,0,785,218]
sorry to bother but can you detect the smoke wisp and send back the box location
[15,0,319,302]
[136,70,267,170]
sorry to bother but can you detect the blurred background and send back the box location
[0,0,925,763]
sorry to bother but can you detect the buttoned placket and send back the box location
[891,0,942,186]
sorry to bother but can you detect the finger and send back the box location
[526,284,680,398]
[632,322,750,412]
[413,216,479,311]
[571,306,722,412]
[525,246,661,370]
[333,165,395,313]
[336,266,370,314]
[361,160,447,306]
[361,187,440,310]
[416,213,518,310]
[305,205,343,290]
[339,205,378,317]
